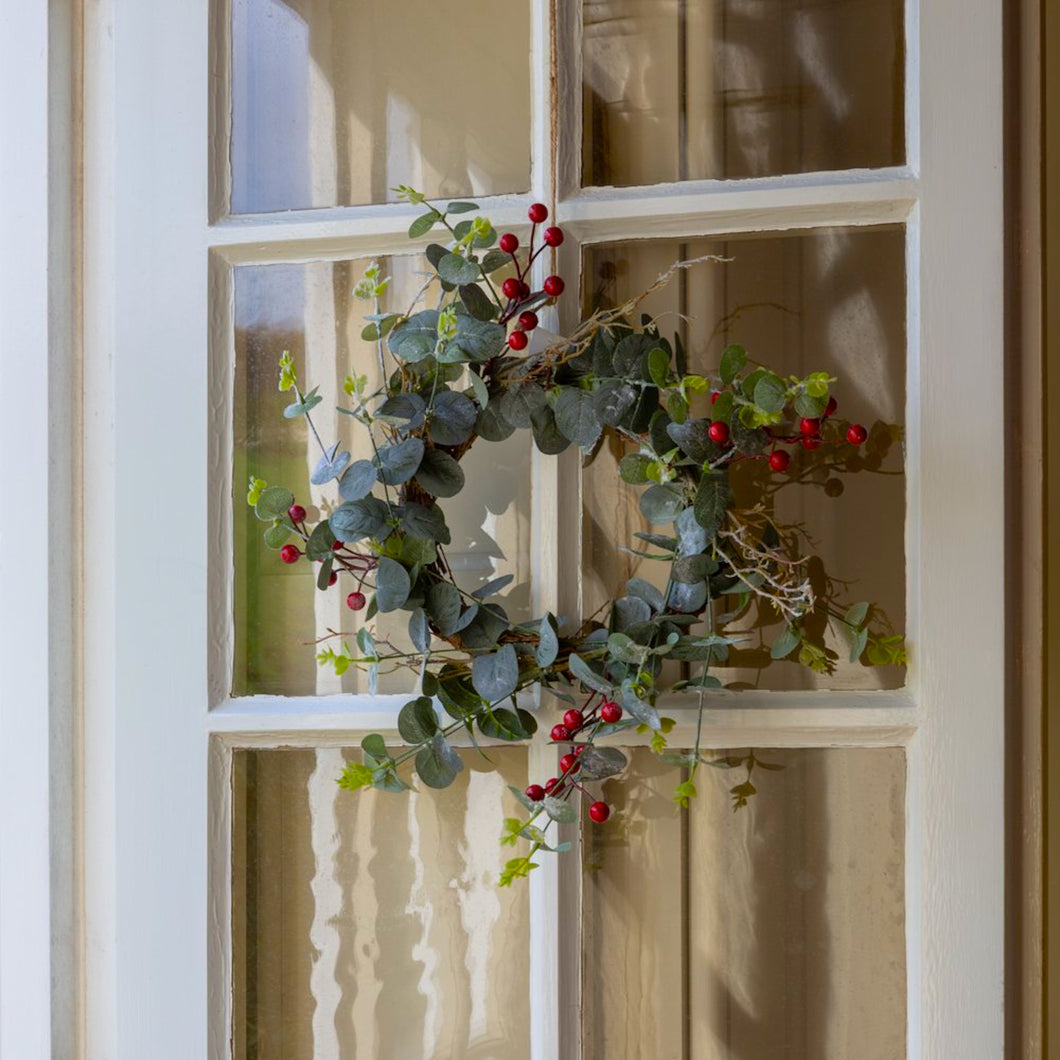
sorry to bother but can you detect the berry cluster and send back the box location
[709,391,868,472]
[276,502,371,610]
[499,203,566,351]
[523,697,625,825]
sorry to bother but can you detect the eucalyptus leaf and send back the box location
[499,384,546,429]
[316,554,334,590]
[593,380,637,425]
[305,520,337,561]
[437,252,480,286]
[693,472,732,536]
[375,556,411,612]
[568,653,612,695]
[338,459,378,501]
[255,486,294,521]
[449,315,506,362]
[542,796,577,824]
[578,746,628,781]
[458,283,497,321]
[376,393,427,428]
[330,496,390,542]
[554,388,602,447]
[472,574,514,599]
[478,707,531,741]
[398,696,438,743]
[375,437,424,485]
[310,442,351,485]
[415,732,464,789]
[426,582,462,635]
[414,447,465,497]
[753,372,787,414]
[388,310,440,363]
[618,453,654,484]
[611,595,652,632]
[626,577,665,614]
[472,644,520,702]
[530,406,571,454]
[263,523,291,549]
[617,684,661,730]
[667,580,708,613]
[476,401,516,441]
[408,210,441,238]
[639,484,685,525]
[536,614,559,668]
[408,608,431,653]
[770,626,801,660]
[720,344,747,383]
[429,390,477,445]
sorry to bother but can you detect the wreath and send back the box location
[247,189,905,886]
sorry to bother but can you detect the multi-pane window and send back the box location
[210,3,912,1056]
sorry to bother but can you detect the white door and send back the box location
[80,1,1005,1057]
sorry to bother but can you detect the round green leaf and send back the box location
[375,557,411,612]
[414,447,466,498]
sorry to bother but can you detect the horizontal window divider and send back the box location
[208,692,915,749]
[208,194,536,264]
[559,172,918,243]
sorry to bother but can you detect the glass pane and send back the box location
[233,258,532,697]
[582,746,906,1059]
[230,0,531,213]
[582,227,906,690]
[232,746,530,1059]
[582,0,904,187]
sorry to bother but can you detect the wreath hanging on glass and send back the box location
[247,190,906,886]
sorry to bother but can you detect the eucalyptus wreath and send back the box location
[247,189,905,886]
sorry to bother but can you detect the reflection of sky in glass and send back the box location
[230,0,532,213]
[233,747,531,1058]
[231,259,532,697]
[582,0,904,187]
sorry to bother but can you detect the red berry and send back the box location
[708,421,730,445]
[847,423,868,445]
[327,571,338,587]
[589,801,611,824]
[801,436,822,450]
[280,544,301,564]
[550,724,570,742]
[543,275,565,297]
[518,281,531,299]
[574,744,586,756]
[518,310,539,331]
[287,504,307,523]
[544,776,560,794]
[559,752,578,774]
[563,708,584,731]
[525,784,545,802]
[543,226,564,247]
[508,329,528,351]
[601,701,622,724]
[824,396,838,417]
[332,540,345,552]
[346,591,366,611]
[768,450,791,472]
[799,417,821,436]
[528,202,549,223]
[711,392,719,405]
[502,277,521,300]
[499,232,519,254]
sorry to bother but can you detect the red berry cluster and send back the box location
[276,502,373,610]
[707,393,869,472]
[499,203,565,351]
[523,695,623,825]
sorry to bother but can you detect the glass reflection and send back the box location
[582,227,906,690]
[582,746,907,1059]
[232,258,532,697]
[232,746,531,1060]
[582,0,905,187]
[230,0,531,213]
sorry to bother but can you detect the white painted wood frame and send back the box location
[79,1,1005,1058]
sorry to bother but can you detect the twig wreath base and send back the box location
[248,190,905,887]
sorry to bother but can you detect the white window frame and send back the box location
[71,1,1007,1057]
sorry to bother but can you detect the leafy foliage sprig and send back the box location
[249,191,905,885]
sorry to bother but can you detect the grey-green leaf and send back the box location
[408,608,431,653]
[578,746,628,781]
[770,626,801,660]
[414,447,465,498]
[375,557,411,612]
[338,459,378,501]
[471,643,520,703]
[693,472,732,536]
[398,696,438,743]
[449,314,506,362]
[554,388,602,447]
[255,486,294,521]
[720,344,747,383]
[425,582,462,636]
[305,520,337,561]
[330,496,390,542]
[408,210,441,238]
[568,653,612,695]
[543,796,577,823]
[639,484,685,525]
[310,442,351,485]
[388,310,440,362]
[536,614,559,668]
[437,252,480,286]
[429,390,477,445]
[753,372,787,414]
[376,437,424,485]
[415,733,464,789]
